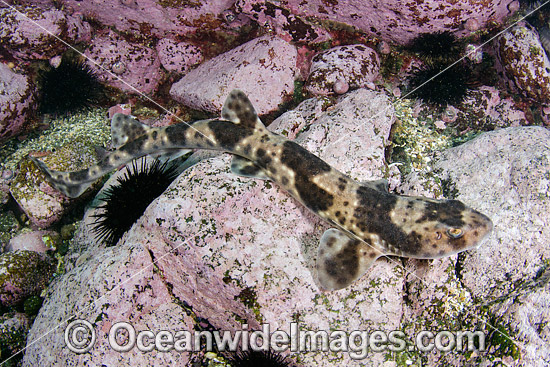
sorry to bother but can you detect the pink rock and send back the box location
[156,38,203,74]
[108,104,132,119]
[84,30,162,94]
[23,89,398,366]
[22,244,195,366]
[412,126,550,366]
[493,25,550,102]
[7,230,56,253]
[2,0,54,6]
[447,86,526,128]
[51,0,234,38]
[0,5,90,60]
[170,36,297,115]
[0,250,54,307]
[238,0,515,44]
[464,18,481,32]
[0,63,35,143]
[392,87,401,98]
[306,45,380,95]
[235,0,331,43]
[10,140,99,228]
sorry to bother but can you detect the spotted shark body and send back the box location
[31,90,493,290]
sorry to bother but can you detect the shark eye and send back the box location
[446,228,464,239]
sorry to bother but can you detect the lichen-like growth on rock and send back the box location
[91,158,180,247]
[38,57,105,115]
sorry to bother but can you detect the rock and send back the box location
[10,139,98,228]
[156,38,203,74]
[84,30,162,94]
[0,313,31,359]
[401,126,550,366]
[237,0,515,44]
[0,5,91,60]
[455,86,527,128]
[0,211,20,251]
[22,89,397,366]
[0,169,15,208]
[53,0,233,38]
[170,35,298,115]
[7,230,58,254]
[22,245,196,366]
[234,0,332,43]
[494,24,550,102]
[306,45,380,96]
[0,250,54,307]
[0,63,35,143]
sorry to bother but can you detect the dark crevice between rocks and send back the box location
[484,261,550,307]
[401,259,414,307]
[146,247,219,338]
[454,252,466,286]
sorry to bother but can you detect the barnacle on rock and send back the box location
[91,158,179,247]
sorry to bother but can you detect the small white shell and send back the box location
[333,78,349,94]
[377,41,391,55]
[50,55,62,68]
[111,61,126,75]
[464,18,480,32]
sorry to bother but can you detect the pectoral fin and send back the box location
[230,155,271,180]
[316,228,383,291]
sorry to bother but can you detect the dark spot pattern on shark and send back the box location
[30,89,493,291]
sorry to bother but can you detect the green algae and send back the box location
[0,250,55,307]
[0,212,20,248]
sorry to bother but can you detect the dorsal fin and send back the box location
[221,89,265,129]
[110,113,151,148]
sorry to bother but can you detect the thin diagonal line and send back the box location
[329,0,550,149]
[326,2,550,352]
[0,238,190,366]
[0,0,217,145]
[1,0,539,362]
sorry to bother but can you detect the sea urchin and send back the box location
[39,57,104,115]
[91,158,180,247]
[408,31,462,67]
[408,64,472,106]
[228,350,292,367]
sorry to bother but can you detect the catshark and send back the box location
[31,90,492,290]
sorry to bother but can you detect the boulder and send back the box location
[494,24,550,102]
[0,63,35,143]
[170,35,298,115]
[0,250,54,307]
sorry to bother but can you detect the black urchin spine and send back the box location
[91,158,179,247]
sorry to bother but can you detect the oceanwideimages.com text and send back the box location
[65,321,486,359]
